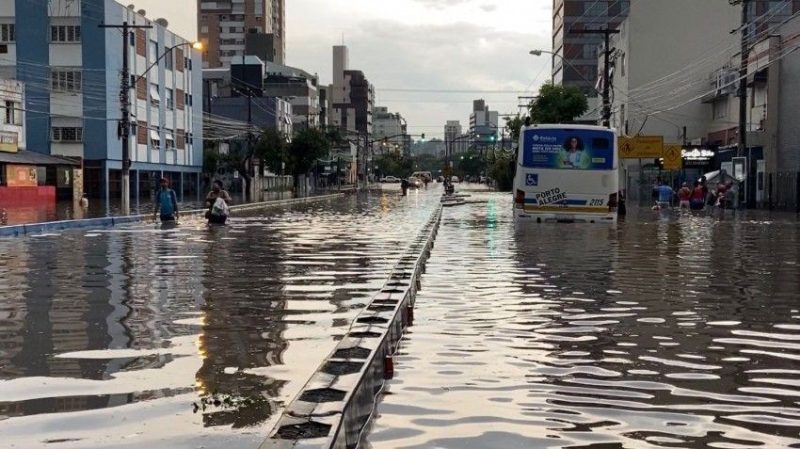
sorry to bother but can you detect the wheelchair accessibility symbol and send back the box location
[526,173,539,186]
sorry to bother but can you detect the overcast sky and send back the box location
[132,0,552,138]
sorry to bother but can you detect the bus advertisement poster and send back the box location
[522,128,615,171]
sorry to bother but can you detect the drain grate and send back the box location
[276,421,332,439]
[357,316,389,324]
[349,331,381,338]
[299,388,347,403]
[333,346,371,359]
[322,361,363,375]
[367,305,395,312]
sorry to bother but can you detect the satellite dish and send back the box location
[137,9,146,17]
[155,18,169,27]
[127,4,135,10]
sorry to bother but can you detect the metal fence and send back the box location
[770,172,800,212]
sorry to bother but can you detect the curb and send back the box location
[0,193,345,238]
[260,205,443,449]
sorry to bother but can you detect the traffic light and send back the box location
[490,135,496,142]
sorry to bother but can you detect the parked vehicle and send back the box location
[479,176,487,184]
[437,176,445,183]
[411,171,433,183]
[381,176,400,183]
[451,176,460,183]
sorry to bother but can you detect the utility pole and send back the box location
[100,21,152,216]
[736,0,749,158]
[571,28,620,128]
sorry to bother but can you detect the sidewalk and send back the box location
[0,192,345,238]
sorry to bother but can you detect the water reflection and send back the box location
[0,191,439,448]
[365,191,800,449]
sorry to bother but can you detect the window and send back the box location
[187,133,193,145]
[150,129,161,148]
[188,94,193,106]
[0,23,14,43]
[50,68,82,93]
[150,83,161,105]
[165,88,174,109]
[149,40,158,62]
[4,101,14,124]
[184,92,189,107]
[164,49,174,70]
[50,25,81,43]
[129,31,135,46]
[52,127,83,142]
[165,130,175,149]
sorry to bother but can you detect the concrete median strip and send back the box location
[260,205,442,449]
[0,193,344,238]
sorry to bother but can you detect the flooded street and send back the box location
[365,189,800,449]
[0,191,439,448]
[2,186,800,449]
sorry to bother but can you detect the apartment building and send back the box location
[2,0,204,201]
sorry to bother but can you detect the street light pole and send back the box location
[100,22,200,215]
[100,21,152,216]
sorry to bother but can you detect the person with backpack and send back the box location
[153,177,179,223]
[205,180,232,225]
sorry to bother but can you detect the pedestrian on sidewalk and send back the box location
[206,180,232,225]
[154,177,179,223]
[401,179,409,196]
[678,182,691,209]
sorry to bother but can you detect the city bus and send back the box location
[513,124,619,223]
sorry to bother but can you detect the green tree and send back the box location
[529,83,588,124]
[457,151,485,178]
[376,151,413,178]
[254,128,288,175]
[504,115,527,144]
[287,128,331,179]
[489,150,516,191]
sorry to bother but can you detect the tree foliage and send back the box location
[376,151,413,178]
[529,83,588,124]
[504,115,527,145]
[254,128,288,175]
[287,128,331,177]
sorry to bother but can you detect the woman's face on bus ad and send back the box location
[568,138,579,151]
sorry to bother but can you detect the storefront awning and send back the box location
[150,130,161,141]
[0,150,79,166]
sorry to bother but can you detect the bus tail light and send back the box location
[515,190,525,208]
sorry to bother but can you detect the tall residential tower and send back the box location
[552,0,629,96]
[198,0,285,68]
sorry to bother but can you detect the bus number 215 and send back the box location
[589,199,605,206]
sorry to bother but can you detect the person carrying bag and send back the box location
[206,180,232,225]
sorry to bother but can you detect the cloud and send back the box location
[289,19,551,136]
[479,4,497,12]
[412,0,472,10]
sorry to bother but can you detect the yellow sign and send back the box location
[0,131,18,153]
[663,144,683,170]
[618,136,664,159]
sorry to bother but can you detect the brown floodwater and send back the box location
[0,190,438,448]
[364,190,800,449]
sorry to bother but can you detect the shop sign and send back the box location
[0,131,18,153]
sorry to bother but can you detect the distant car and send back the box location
[407,177,422,189]
[451,176,460,183]
[381,176,400,183]
[479,176,487,184]
[437,176,444,183]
